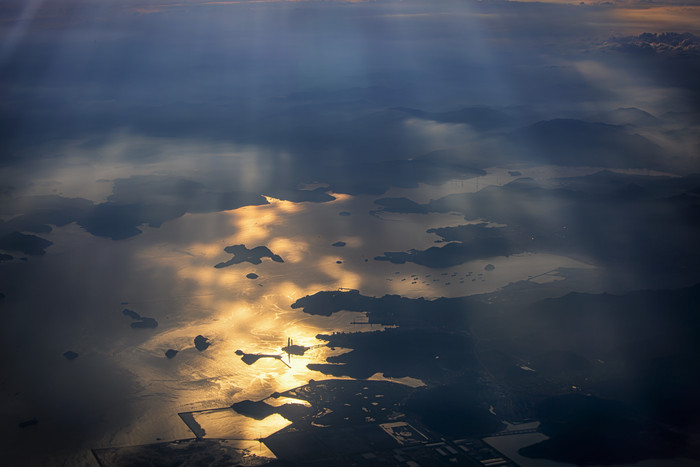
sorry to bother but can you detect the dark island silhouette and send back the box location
[231,399,310,422]
[131,317,158,329]
[226,378,507,464]
[79,176,270,240]
[371,171,700,279]
[63,350,79,360]
[194,335,210,351]
[214,244,284,268]
[0,180,272,246]
[308,327,478,381]
[331,241,346,247]
[291,288,484,328]
[122,309,141,320]
[235,349,290,368]
[0,231,53,256]
[281,338,310,357]
[288,283,700,465]
[122,308,158,329]
[165,349,178,359]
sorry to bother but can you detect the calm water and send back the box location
[0,174,597,465]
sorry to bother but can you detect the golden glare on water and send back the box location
[267,237,310,264]
[192,409,291,440]
[107,187,597,446]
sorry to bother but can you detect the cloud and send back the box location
[604,32,700,56]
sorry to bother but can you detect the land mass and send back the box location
[215,244,284,268]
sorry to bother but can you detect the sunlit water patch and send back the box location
[0,180,598,459]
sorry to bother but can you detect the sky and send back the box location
[1,0,699,465]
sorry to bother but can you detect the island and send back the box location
[214,244,284,268]
[122,308,159,329]
[194,335,211,351]
[235,349,290,367]
[281,338,310,357]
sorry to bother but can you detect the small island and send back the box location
[235,349,290,367]
[214,244,284,268]
[282,338,310,357]
[165,349,178,359]
[122,309,158,329]
[194,335,211,351]
[131,317,158,329]
[122,308,141,320]
[246,273,259,279]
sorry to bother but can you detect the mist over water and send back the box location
[1,1,699,465]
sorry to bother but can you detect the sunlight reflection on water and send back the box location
[102,190,597,446]
[7,179,598,451]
